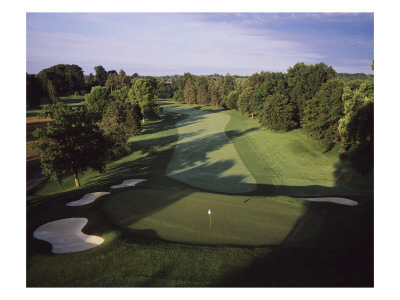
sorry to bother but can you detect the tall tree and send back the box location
[302,78,344,152]
[32,103,109,187]
[94,65,108,86]
[106,73,119,92]
[209,79,220,108]
[259,93,297,131]
[85,86,111,119]
[86,73,95,92]
[184,78,196,106]
[195,76,208,105]
[118,69,128,89]
[26,73,43,107]
[47,80,59,104]
[128,79,159,122]
[99,103,130,159]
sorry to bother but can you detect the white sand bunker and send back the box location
[110,179,147,189]
[33,218,104,254]
[66,192,110,206]
[298,197,358,206]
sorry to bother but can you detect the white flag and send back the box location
[208,209,211,215]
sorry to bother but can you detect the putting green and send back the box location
[163,105,256,193]
[103,189,324,246]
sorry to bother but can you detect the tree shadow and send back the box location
[27,102,373,287]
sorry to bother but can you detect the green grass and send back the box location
[164,104,256,193]
[103,188,323,246]
[224,110,373,197]
[27,101,373,287]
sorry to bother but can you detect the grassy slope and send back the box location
[225,110,373,197]
[27,101,373,287]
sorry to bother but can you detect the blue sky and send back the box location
[26,13,374,76]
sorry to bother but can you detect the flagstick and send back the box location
[208,209,212,229]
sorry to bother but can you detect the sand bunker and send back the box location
[33,218,104,254]
[66,192,110,207]
[110,179,147,189]
[298,197,358,206]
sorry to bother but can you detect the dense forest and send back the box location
[28,61,374,186]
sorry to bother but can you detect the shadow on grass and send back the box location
[27,102,373,287]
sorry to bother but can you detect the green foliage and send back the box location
[237,87,253,116]
[337,73,374,82]
[85,86,112,119]
[128,79,159,121]
[209,79,220,107]
[26,73,43,107]
[259,93,297,131]
[32,103,109,187]
[99,103,130,159]
[106,73,119,92]
[118,69,128,89]
[36,64,85,96]
[287,62,336,122]
[195,76,209,105]
[338,80,374,174]
[223,90,238,110]
[94,65,108,86]
[302,78,344,152]
[221,73,236,98]
[343,101,374,174]
[183,78,196,106]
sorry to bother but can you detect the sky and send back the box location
[26,12,374,76]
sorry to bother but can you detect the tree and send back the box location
[32,103,109,187]
[287,62,336,123]
[237,87,253,116]
[26,73,43,107]
[94,65,108,86]
[184,78,196,106]
[36,64,85,97]
[222,90,238,110]
[302,78,344,152]
[338,80,374,174]
[106,73,119,92]
[99,103,130,159]
[259,93,297,131]
[86,73,95,93]
[221,73,236,98]
[47,80,59,103]
[128,79,159,122]
[195,76,209,105]
[209,79,220,107]
[85,86,111,119]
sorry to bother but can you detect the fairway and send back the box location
[164,104,257,193]
[103,188,324,246]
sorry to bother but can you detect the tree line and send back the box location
[163,62,374,174]
[29,61,373,188]
[31,64,162,187]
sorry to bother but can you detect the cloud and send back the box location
[26,13,373,75]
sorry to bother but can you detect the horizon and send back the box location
[26,13,374,76]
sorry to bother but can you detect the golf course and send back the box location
[27,101,373,287]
